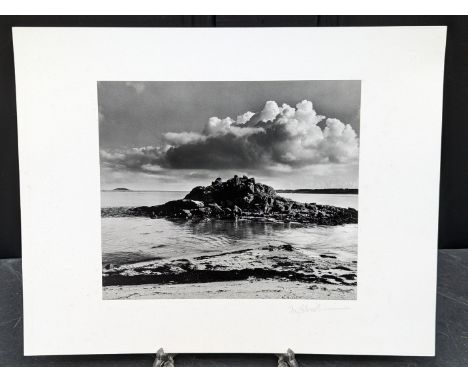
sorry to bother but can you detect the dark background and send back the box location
[1,16,468,259]
[0,15,467,367]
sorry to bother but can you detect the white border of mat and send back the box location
[13,27,446,355]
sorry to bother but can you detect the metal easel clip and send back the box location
[153,348,176,367]
[277,348,299,367]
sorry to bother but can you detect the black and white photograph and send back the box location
[99,80,360,299]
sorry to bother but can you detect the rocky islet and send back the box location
[103,175,358,226]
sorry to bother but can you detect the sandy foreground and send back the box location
[103,243,357,300]
[103,279,356,300]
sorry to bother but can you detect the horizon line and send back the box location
[101,188,359,192]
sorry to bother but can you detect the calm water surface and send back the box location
[101,191,358,267]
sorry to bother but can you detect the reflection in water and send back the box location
[180,218,300,238]
[102,216,358,267]
[101,190,358,269]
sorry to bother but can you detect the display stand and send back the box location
[277,348,299,367]
[153,348,298,367]
[153,348,175,367]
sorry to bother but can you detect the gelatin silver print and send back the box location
[99,81,360,299]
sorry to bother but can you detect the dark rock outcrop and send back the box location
[124,175,358,226]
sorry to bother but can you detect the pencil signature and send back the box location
[289,303,351,314]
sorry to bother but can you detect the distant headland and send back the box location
[112,187,131,191]
[277,188,358,195]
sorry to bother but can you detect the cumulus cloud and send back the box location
[100,146,165,174]
[200,116,264,138]
[258,100,281,122]
[100,99,359,174]
[236,111,255,124]
[164,131,206,145]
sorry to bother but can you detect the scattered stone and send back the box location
[333,265,352,271]
[340,273,356,280]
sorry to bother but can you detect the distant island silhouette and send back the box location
[112,187,131,191]
[277,188,358,195]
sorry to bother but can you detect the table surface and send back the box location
[1,249,467,367]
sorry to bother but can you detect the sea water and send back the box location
[101,191,358,268]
